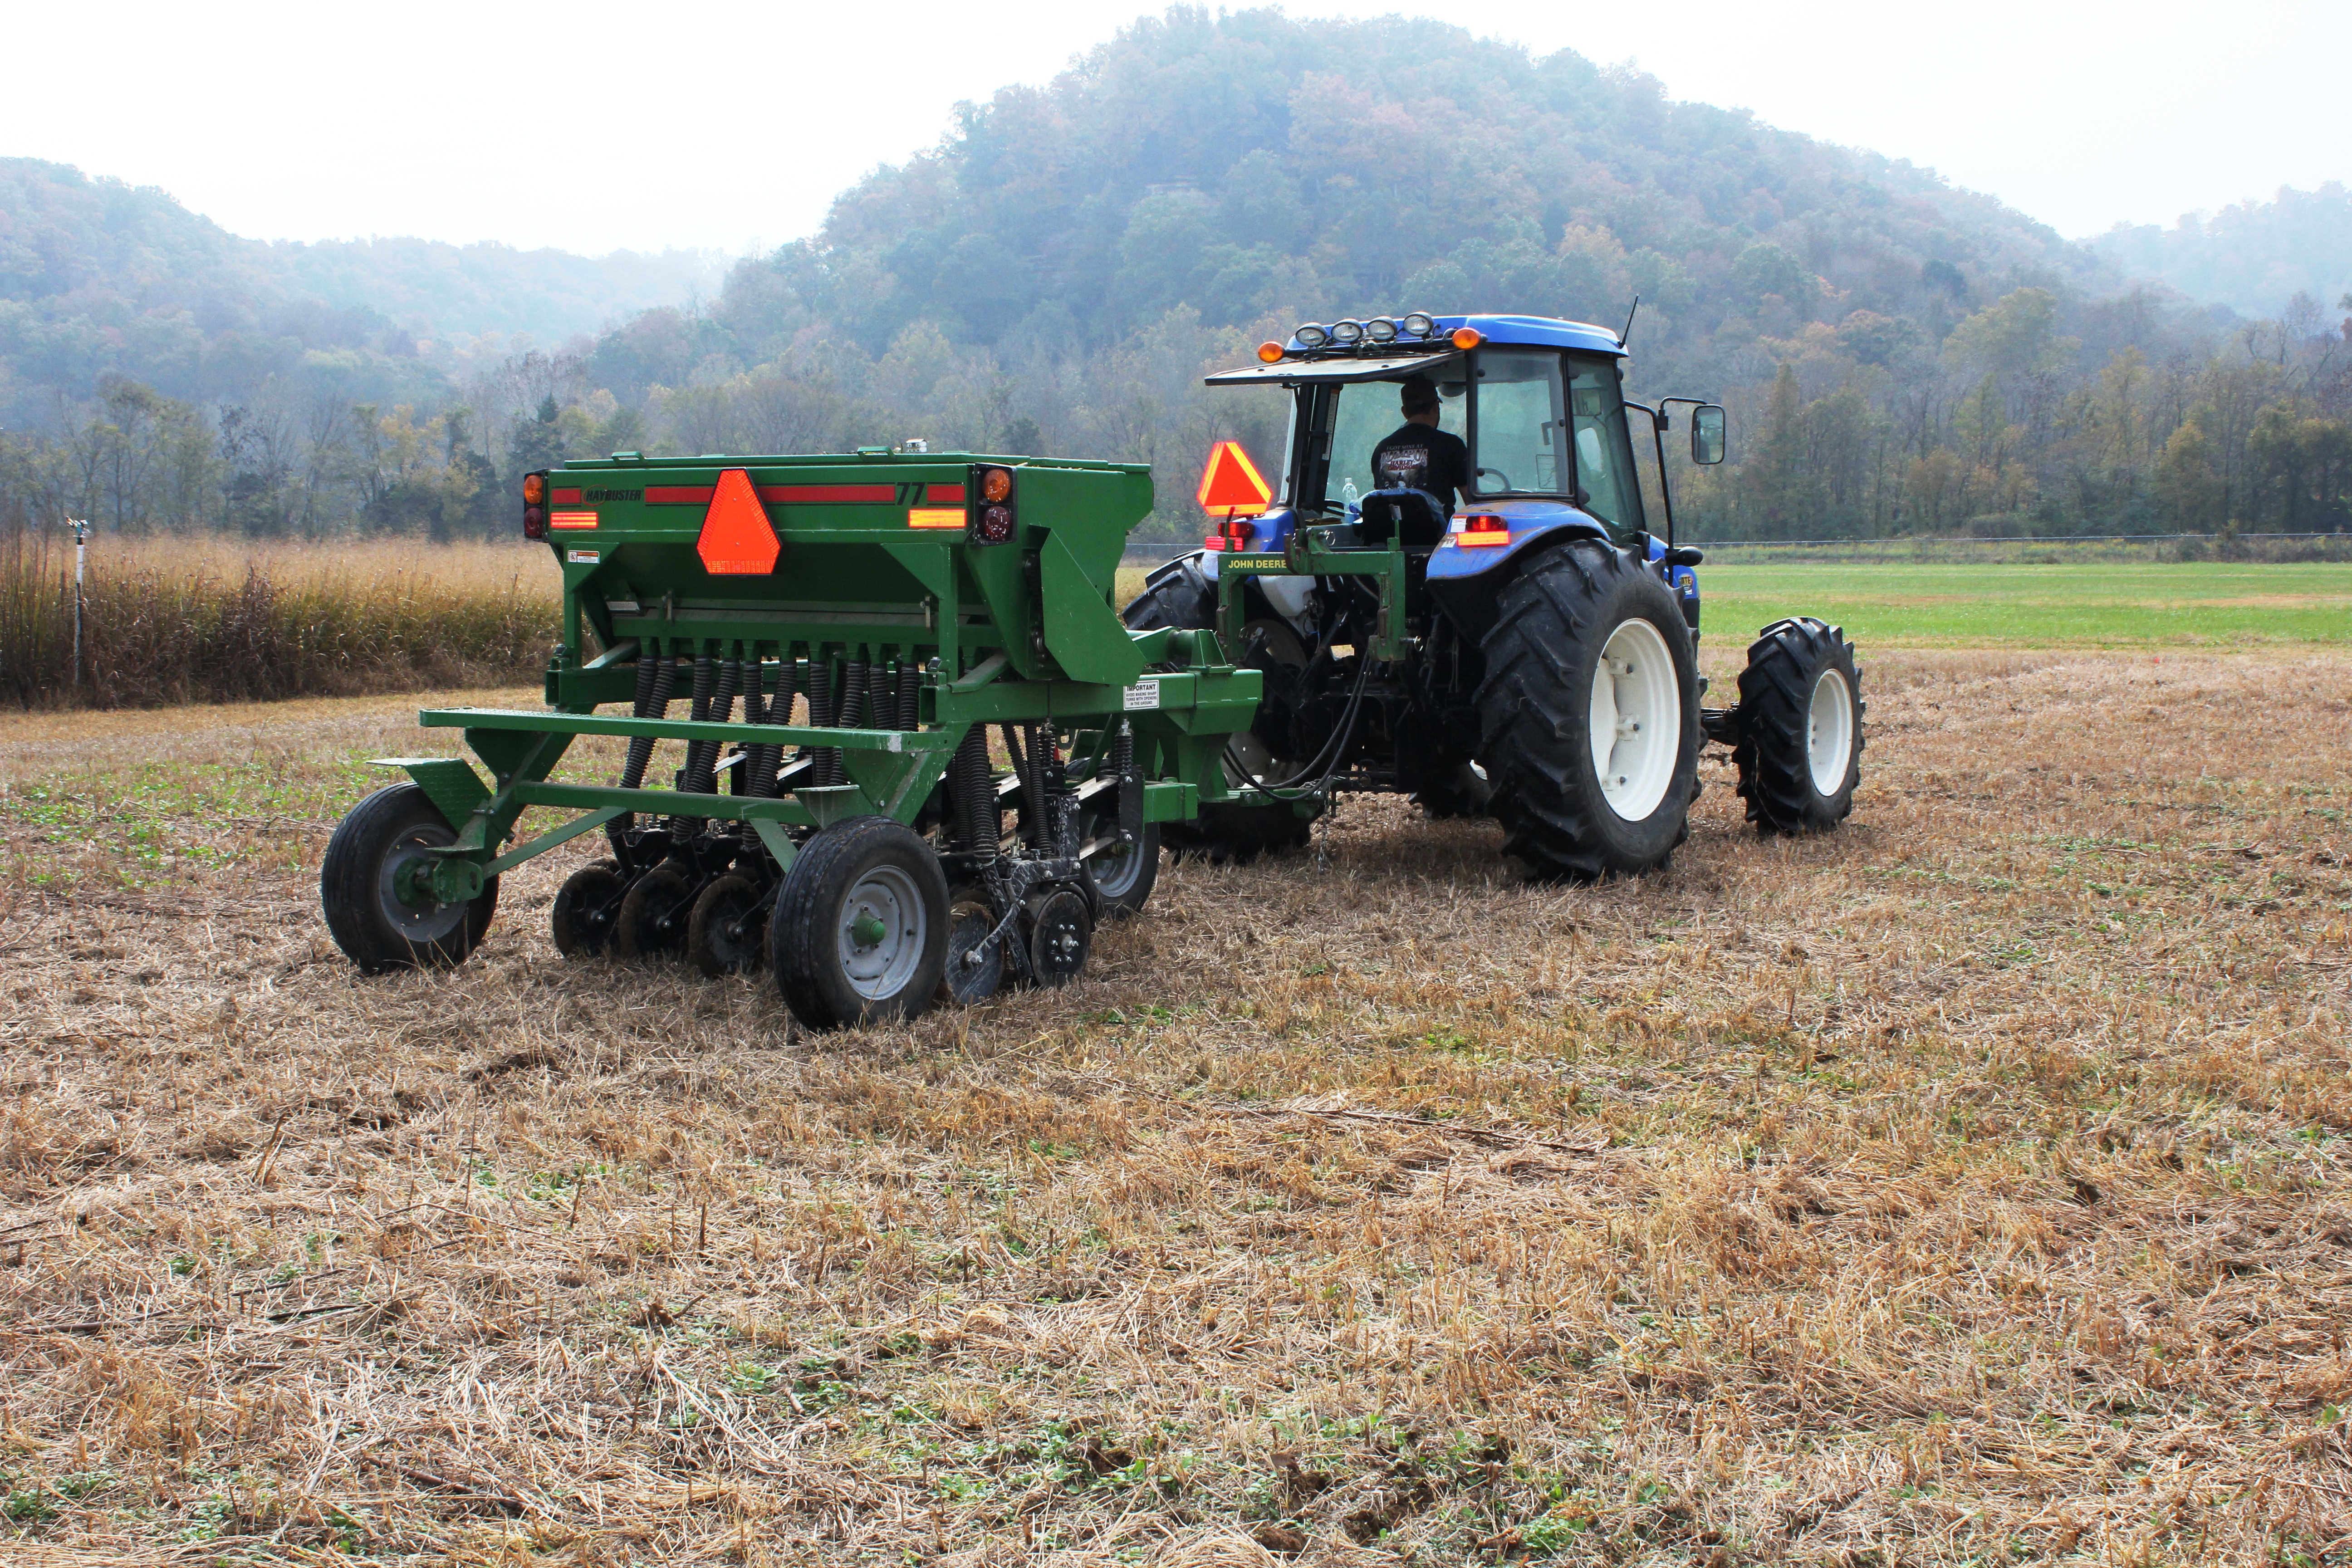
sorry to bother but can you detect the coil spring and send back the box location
[949,726,996,859]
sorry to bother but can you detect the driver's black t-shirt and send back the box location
[1369,421,1471,515]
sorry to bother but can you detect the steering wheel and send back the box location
[1476,465,1514,491]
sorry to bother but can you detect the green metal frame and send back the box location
[371,451,1260,894]
[1212,523,1411,660]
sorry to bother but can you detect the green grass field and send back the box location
[1117,559,2352,648]
[1677,561,2352,647]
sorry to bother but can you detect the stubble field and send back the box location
[2,640,2350,1566]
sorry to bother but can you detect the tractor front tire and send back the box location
[1733,617,1863,834]
[1475,542,1700,880]
[320,783,499,973]
[770,817,949,1030]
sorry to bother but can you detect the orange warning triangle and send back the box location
[696,467,780,575]
[1196,440,1273,516]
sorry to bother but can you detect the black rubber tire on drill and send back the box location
[319,783,500,974]
[769,817,950,1031]
[551,858,627,959]
[1474,541,1701,881]
[1077,816,1161,917]
[1732,617,1864,835]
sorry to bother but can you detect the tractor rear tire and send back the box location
[551,858,627,959]
[1412,760,1494,821]
[1475,542,1700,880]
[1161,802,1313,864]
[320,783,500,973]
[1733,617,1863,834]
[770,817,949,1030]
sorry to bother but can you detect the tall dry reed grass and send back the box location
[0,532,558,709]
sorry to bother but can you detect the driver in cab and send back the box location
[1370,374,1470,516]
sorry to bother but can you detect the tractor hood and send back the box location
[1203,350,1465,387]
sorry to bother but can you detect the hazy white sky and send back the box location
[5,0,2343,257]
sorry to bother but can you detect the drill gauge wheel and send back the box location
[1024,888,1093,987]
[687,874,768,977]
[770,817,949,1030]
[941,896,1006,1004]
[1078,817,1161,917]
[611,863,694,960]
[550,858,627,959]
[319,783,500,973]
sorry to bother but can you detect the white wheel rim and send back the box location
[1807,667,1854,797]
[837,866,926,1000]
[1588,617,1681,822]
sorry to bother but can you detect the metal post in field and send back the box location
[67,516,89,687]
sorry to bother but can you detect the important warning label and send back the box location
[1122,678,1162,711]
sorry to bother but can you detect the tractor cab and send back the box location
[1205,314,1695,581]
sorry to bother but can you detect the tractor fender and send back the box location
[1423,508,1618,643]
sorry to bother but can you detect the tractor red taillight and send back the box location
[523,471,549,538]
[969,465,1018,544]
[1455,513,1510,547]
[1203,518,1256,552]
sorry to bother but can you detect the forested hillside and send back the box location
[2091,184,2352,323]
[5,8,2347,544]
[0,158,716,421]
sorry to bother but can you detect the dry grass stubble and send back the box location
[2,650,2350,1564]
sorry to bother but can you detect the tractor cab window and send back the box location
[1470,349,1569,501]
[1565,352,1646,535]
[1316,376,1466,514]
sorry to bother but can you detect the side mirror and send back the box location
[1691,404,1726,465]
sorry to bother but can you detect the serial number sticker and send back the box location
[567,549,601,564]
[1122,678,1162,711]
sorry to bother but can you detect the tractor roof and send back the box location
[1431,314,1627,354]
[1205,312,1625,387]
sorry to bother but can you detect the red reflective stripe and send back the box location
[647,482,900,505]
[758,484,897,504]
[926,484,966,505]
[550,487,583,504]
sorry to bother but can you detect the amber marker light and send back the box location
[979,466,1014,504]
[1257,341,1285,363]
[522,473,547,505]
[1450,326,1485,350]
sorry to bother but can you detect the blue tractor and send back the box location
[1120,312,1863,878]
